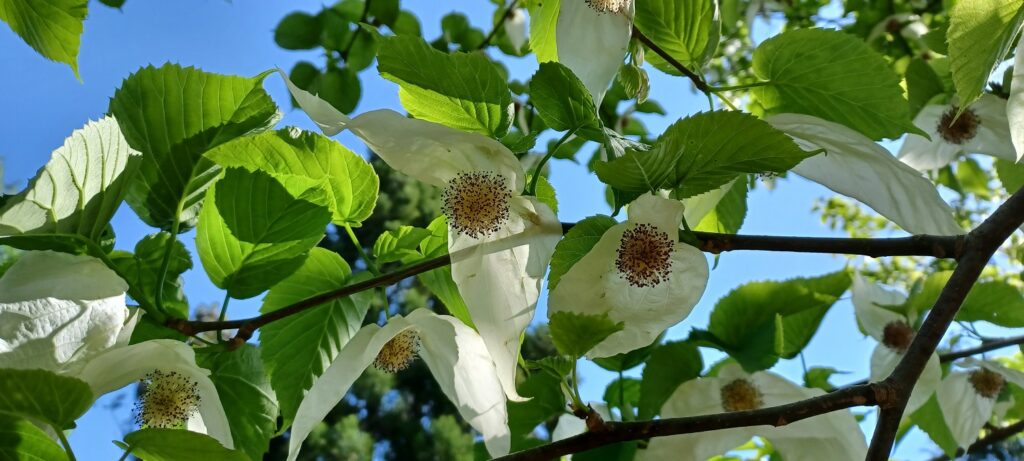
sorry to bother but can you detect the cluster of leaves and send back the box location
[3,0,1024,460]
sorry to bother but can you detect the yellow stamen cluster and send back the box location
[442,171,512,238]
[937,107,980,144]
[969,368,1005,399]
[133,370,201,429]
[615,223,674,288]
[720,379,763,412]
[374,329,421,373]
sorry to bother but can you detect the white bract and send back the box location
[769,114,963,236]
[898,94,1014,171]
[937,358,1024,450]
[287,309,510,460]
[548,194,709,358]
[0,251,232,447]
[280,74,563,402]
[505,8,528,50]
[1008,36,1024,162]
[555,0,633,105]
[851,276,940,414]
[639,364,867,460]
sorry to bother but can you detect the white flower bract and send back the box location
[898,95,1014,171]
[287,310,511,460]
[555,0,633,105]
[548,194,709,358]
[937,358,1024,450]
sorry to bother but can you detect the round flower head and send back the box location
[898,95,1014,171]
[556,0,633,105]
[852,276,940,415]
[549,194,709,358]
[288,310,511,461]
[134,370,202,429]
[937,358,1024,450]
[639,364,867,461]
[279,77,563,402]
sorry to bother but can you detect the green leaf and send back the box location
[548,215,617,290]
[123,428,249,461]
[417,216,473,327]
[549,311,624,358]
[109,232,191,317]
[373,226,432,263]
[0,117,140,242]
[696,271,850,371]
[596,111,810,198]
[639,341,702,419]
[906,58,945,117]
[910,395,959,458]
[902,271,953,318]
[274,12,321,50]
[996,159,1024,193]
[315,67,362,114]
[693,179,748,234]
[205,129,378,226]
[525,0,559,62]
[533,175,559,215]
[376,33,513,136]
[634,0,720,73]
[574,442,637,461]
[109,64,280,232]
[751,28,918,140]
[603,378,641,412]
[0,369,92,430]
[956,281,1024,327]
[593,335,660,372]
[506,369,565,450]
[803,367,846,392]
[0,0,87,76]
[196,345,278,461]
[948,0,1024,108]
[196,168,331,299]
[0,413,67,461]
[259,248,372,428]
[529,62,600,131]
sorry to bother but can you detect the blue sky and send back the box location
[0,0,960,459]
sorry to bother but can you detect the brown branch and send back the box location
[931,420,1024,460]
[939,334,1024,362]
[632,27,711,94]
[866,187,1024,459]
[494,384,882,461]
[164,230,964,345]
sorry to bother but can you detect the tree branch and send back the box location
[632,27,711,94]
[477,0,519,50]
[165,230,964,345]
[939,334,1024,362]
[931,420,1024,461]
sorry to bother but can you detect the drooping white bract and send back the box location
[937,358,1024,450]
[555,0,633,105]
[505,8,528,51]
[639,364,867,461]
[1008,36,1024,162]
[76,339,233,448]
[851,276,940,414]
[898,94,1014,171]
[287,309,510,460]
[769,114,963,236]
[0,251,231,447]
[279,73,563,402]
[549,194,709,358]
[0,251,132,372]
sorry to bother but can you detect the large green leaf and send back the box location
[0,413,67,461]
[376,34,513,136]
[197,345,278,461]
[0,117,140,242]
[694,271,850,371]
[549,312,624,358]
[948,0,1024,108]
[910,395,959,458]
[634,0,719,74]
[110,232,191,317]
[692,179,747,234]
[0,369,92,430]
[529,62,600,131]
[996,159,1024,193]
[525,0,559,62]
[206,129,378,226]
[639,341,702,419]
[109,64,280,232]
[956,281,1024,327]
[259,248,372,428]
[751,28,918,140]
[0,0,87,76]
[547,215,617,290]
[123,428,248,461]
[506,369,565,451]
[196,168,331,299]
[595,111,810,198]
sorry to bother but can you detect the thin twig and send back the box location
[477,0,519,50]
[631,26,710,94]
[930,420,1024,460]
